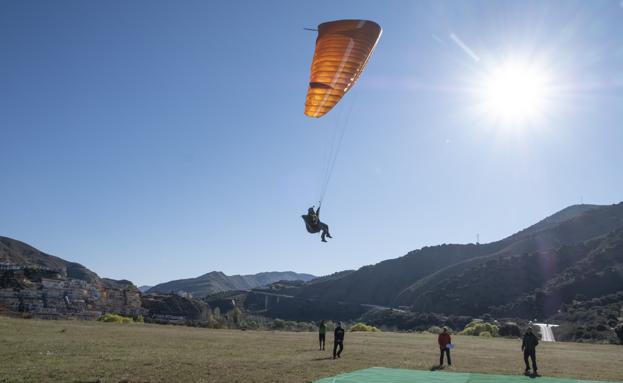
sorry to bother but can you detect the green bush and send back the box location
[479,331,492,337]
[98,313,133,324]
[459,321,499,337]
[212,307,221,320]
[230,307,242,325]
[284,320,298,330]
[271,319,285,330]
[427,326,442,334]
[243,320,259,330]
[350,322,380,332]
[134,315,144,323]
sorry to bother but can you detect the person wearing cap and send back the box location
[522,326,539,375]
[333,321,345,359]
[438,327,452,367]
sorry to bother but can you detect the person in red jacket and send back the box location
[438,327,452,367]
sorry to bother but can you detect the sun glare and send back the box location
[478,61,552,126]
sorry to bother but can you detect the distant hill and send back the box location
[147,271,316,297]
[4,202,622,340]
[396,203,623,315]
[272,203,623,320]
[0,236,143,319]
[138,285,153,293]
[507,204,601,240]
[1,236,100,284]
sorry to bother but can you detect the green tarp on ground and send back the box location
[314,367,622,383]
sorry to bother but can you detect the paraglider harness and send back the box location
[302,205,322,233]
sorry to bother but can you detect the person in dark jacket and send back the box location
[318,320,326,350]
[333,321,345,359]
[522,327,539,375]
[438,327,452,367]
[302,206,333,242]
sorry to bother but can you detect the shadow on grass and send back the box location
[524,371,541,379]
[311,356,335,361]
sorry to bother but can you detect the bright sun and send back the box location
[479,61,552,125]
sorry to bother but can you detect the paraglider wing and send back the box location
[304,20,382,118]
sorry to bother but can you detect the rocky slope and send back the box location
[0,236,143,319]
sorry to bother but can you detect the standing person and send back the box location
[333,321,345,359]
[522,326,539,375]
[318,320,326,350]
[438,327,452,367]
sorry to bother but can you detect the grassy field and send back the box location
[1,316,622,383]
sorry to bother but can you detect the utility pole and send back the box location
[476,233,480,245]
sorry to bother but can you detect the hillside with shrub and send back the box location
[3,202,623,344]
[216,203,623,342]
[276,203,623,321]
[549,291,623,344]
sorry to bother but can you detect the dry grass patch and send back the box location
[0,316,622,382]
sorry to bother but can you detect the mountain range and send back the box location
[147,271,316,297]
[268,203,623,320]
[138,286,153,293]
[2,202,622,337]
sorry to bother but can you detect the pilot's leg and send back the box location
[320,223,331,241]
[321,223,332,239]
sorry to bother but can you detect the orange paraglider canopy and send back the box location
[304,19,382,118]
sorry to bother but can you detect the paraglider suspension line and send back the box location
[318,94,357,206]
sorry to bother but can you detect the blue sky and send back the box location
[1,1,622,286]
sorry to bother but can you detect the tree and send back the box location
[231,307,242,325]
[499,322,521,337]
[615,323,623,345]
